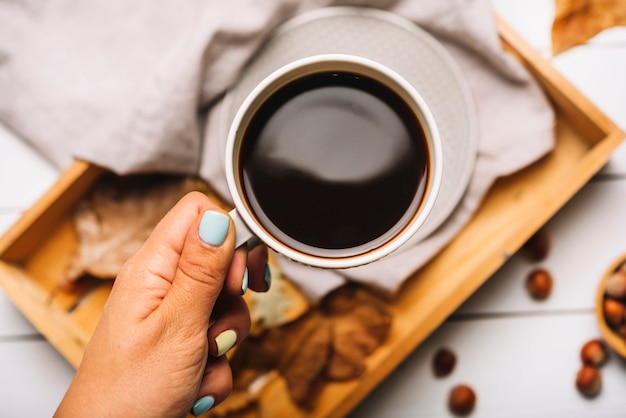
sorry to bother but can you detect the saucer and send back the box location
[220,7,478,241]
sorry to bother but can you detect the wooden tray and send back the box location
[0,19,624,417]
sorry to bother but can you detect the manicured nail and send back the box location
[215,329,237,357]
[241,268,249,295]
[264,263,272,290]
[199,211,229,246]
[192,395,215,416]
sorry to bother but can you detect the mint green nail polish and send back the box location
[199,211,229,246]
[264,263,272,289]
[241,268,249,294]
[192,395,215,416]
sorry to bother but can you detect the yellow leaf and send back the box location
[552,0,626,54]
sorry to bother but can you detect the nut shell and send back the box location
[596,254,626,359]
[575,365,602,397]
[521,229,550,261]
[448,384,476,416]
[605,270,626,299]
[432,347,456,377]
[526,268,553,300]
[580,339,607,367]
[603,298,625,328]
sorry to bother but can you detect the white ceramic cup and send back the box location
[225,54,442,269]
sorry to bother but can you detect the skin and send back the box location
[55,191,269,417]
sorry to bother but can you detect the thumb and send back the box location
[160,194,236,327]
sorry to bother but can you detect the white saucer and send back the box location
[220,7,478,242]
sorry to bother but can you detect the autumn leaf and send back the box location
[552,0,626,54]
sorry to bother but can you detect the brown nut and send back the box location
[575,365,602,397]
[521,229,550,261]
[580,339,608,367]
[448,384,476,416]
[432,347,457,377]
[603,298,625,328]
[526,268,553,300]
[605,270,626,299]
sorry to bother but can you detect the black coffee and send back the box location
[239,71,429,257]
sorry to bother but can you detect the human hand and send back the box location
[55,191,270,417]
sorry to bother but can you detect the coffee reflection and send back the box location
[240,71,429,257]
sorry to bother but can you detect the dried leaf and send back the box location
[232,284,392,409]
[65,174,210,283]
[552,0,626,54]
[279,315,333,409]
[323,286,392,381]
[245,259,310,336]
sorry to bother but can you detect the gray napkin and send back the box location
[0,0,555,300]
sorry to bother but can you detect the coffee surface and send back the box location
[240,71,429,257]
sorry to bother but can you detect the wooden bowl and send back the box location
[596,253,626,358]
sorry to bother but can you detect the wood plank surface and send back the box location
[1,2,626,417]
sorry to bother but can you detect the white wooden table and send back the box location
[1,1,625,416]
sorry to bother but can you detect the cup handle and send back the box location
[228,208,262,249]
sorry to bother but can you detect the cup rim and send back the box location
[225,53,443,269]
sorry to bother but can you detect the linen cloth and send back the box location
[0,0,555,300]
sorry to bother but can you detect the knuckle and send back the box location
[177,250,227,290]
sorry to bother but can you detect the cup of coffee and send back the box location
[225,54,442,269]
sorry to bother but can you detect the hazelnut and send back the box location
[580,339,607,367]
[605,270,626,299]
[526,268,553,300]
[575,365,602,397]
[522,229,550,261]
[448,384,476,416]
[432,347,457,377]
[603,298,625,328]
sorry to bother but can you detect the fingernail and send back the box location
[241,268,249,295]
[264,263,272,290]
[215,329,237,357]
[199,211,229,246]
[192,395,215,416]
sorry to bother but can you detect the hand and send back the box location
[55,191,270,417]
